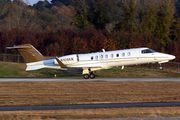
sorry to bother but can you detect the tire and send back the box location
[90,73,95,79]
[83,74,89,79]
[159,66,163,70]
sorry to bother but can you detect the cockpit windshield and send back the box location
[141,49,155,54]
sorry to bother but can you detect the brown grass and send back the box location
[0,82,180,106]
[1,107,180,119]
[1,81,180,119]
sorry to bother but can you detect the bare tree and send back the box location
[51,5,76,30]
[0,1,40,30]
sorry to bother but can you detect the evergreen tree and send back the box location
[114,0,139,31]
[88,0,109,29]
[73,0,90,30]
[171,18,180,41]
[0,0,7,4]
[33,0,51,12]
[51,0,73,6]
[154,0,176,46]
[138,0,159,33]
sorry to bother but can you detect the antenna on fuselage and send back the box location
[102,49,105,52]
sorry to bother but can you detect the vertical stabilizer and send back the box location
[7,44,52,63]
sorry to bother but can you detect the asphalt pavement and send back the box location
[1,102,180,111]
[0,78,180,82]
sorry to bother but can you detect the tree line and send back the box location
[0,0,180,62]
[1,28,180,62]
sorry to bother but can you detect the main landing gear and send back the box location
[83,72,95,79]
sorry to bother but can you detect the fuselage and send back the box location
[28,47,175,71]
[58,48,175,68]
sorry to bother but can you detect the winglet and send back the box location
[55,57,68,68]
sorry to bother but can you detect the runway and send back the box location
[0,78,180,82]
[1,102,180,111]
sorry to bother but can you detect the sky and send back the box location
[27,0,51,5]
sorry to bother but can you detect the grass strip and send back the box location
[1,61,180,78]
[0,82,180,107]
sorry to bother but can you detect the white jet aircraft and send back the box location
[7,44,175,79]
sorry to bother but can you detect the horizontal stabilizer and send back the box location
[26,66,45,71]
[6,46,31,49]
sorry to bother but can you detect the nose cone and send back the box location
[168,55,176,60]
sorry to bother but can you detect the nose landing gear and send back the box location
[159,63,163,70]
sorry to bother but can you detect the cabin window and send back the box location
[122,53,125,57]
[142,49,155,54]
[105,54,108,59]
[91,56,94,60]
[116,53,119,57]
[100,54,103,59]
[95,55,98,60]
[111,54,114,58]
[127,52,131,56]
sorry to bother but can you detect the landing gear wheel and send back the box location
[90,73,95,79]
[83,74,89,79]
[159,63,163,70]
[159,66,163,70]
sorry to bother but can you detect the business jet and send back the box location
[7,44,175,79]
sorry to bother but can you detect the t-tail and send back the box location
[6,44,51,63]
[6,44,57,71]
